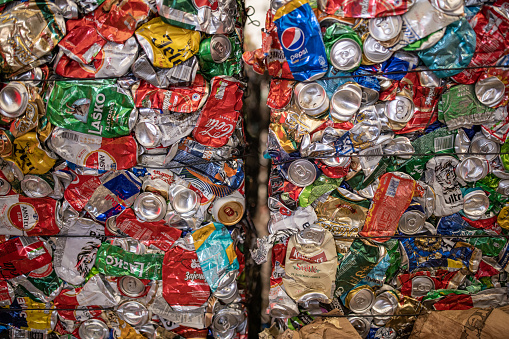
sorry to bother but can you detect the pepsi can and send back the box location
[274,0,328,81]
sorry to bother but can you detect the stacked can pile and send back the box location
[245,0,509,338]
[0,0,250,338]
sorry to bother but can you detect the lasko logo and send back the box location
[281,27,305,51]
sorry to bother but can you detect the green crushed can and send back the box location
[95,243,163,280]
[323,23,363,72]
[198,33,242,78]
[46,80,137,138]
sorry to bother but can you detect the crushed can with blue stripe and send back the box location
[84,170,142,222]
[274,0,328,81]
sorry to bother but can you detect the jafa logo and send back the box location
[281,27,305,51]
[193,0,218,10]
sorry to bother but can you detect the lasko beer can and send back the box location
[274,0,328,81]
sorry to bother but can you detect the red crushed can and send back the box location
[452,6,509,84]
[0,237,53,279]
[64,174,102,212]
[325,0,411,18]
[115,209,182,252]
[359,172,416,242]
[192,76,245,147]
[0,195,59,236]
[134,74,210,113]
[162,244,210,307]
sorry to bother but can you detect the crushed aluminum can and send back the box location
[463,190,489,220]
[84,170,142,223]
[398,208,426,235]
[430,0,464,15]
[132,54,199,88]
[455,156,489,183]
[20,174,54,198]
[371,291,399,326]
[0,1,66,74]
[475,76,506,108]
[294,82,330,117]
[78,319,110,339]
[330,38,362,71]
[48,128,138,171]
[156,0,237,34]
[212,191,245,226]
[410,276,435,298]
[46,79,137,138]
[211,306,242,334]
[384,95,415,123]
[168,185,200,217]
[135,120,162,148]
[132,192,167,222]
[117,300,150,327]
[363,35,394,63]
[469,134,500,162]
[0,82,29,118]
[369,16,403,42]
[0,177,11,196]
[330,83,362,122]
[135,17,201,69]
[348,316,371,339]
[118,276,148,298]
[345,286,376,313]
[287,159,317,187]
[200,35,232,63]
[214,271,240,304]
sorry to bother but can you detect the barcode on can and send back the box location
[386,177,400,198]
[172,64,192,81]
[61,132,80,142]
[434,135,454,152]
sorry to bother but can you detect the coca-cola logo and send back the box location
[197,118,234,139]
[8,203,38,231]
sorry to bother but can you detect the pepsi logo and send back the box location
[281,27,305,51]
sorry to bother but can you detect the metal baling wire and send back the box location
[3,64,509,83]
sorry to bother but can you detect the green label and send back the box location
[47,80,135,138]
[95,243,163,280]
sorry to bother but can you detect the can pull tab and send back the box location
[296,226,325,245]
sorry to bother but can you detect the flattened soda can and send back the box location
[49,128,138,171]
[200,35,232,63]
[79,319,109,339]
[0,82,29,118]
[274,0,328,81]
[135,17,201,69]
[118,276,147,298]
[47,80,137,138]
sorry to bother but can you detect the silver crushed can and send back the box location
[117,300,150,327]
[330,82,362,122]
[20,174,54,198]
[330,38,362,71]
[368,16,403,42]
[132,192,167,222]
[363,35,394,63]
[294,82,329,117]
[287,159,317,187]
[0,82,29,118]
[168,185,200,217]
[78,319,110,339]
[475,76,505,108]
[118,276,147,298]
